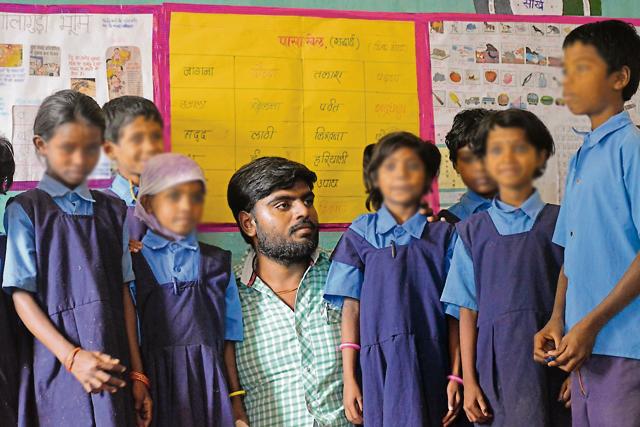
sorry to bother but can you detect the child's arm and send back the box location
[548,255,640,372]
[123,286,152,427]
[460,307,492,424]
[341,297,363,425]
[533,266,568,363]
[13,289,127,393]
[442,316,462,427]
[224,341,250,425]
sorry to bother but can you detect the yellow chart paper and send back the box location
[169,12,419,223]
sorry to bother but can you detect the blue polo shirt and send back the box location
[553,111,640,360]
[447,190,492,222]
[108,174,138,207]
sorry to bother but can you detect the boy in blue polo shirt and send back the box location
[534,20,640,426]
[438,109,497,224]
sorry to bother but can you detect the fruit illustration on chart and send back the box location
[449,91,461,107]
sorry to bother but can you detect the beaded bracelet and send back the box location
[130,371,151,390]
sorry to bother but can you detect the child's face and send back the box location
[376,147,427,208]
[104,116,164,179]
[454,146,497,197]
[484,127,546,189]
[563,41,627,116]
[35,122,102,187]
[145,181,204,237]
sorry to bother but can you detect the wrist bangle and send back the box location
[447,375,464,385]
[338,342,361,351]
[130,371,151,390]
[64,347,82,372]
[229,390,246,398]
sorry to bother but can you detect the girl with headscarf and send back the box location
[129,153,248,426]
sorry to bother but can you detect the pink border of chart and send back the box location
[162,4,425,232]
[1,3,163,191]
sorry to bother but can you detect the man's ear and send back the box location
[238,211,257,239]
[103,140,119,161]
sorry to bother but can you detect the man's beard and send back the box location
[255,218,319,266]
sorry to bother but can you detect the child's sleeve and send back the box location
[443,231,460,319]
[552,158,574,248]
[622,137,640,237]
[224,274,243,342]
[121,226,135,284]
[440,238,478,312]
[3,203,37,293]
[324,229,365,309]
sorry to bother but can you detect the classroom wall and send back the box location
[4,0,639,263]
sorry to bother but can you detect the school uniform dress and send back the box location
[131,230,243,427]
[553,111,640,427]
[438,190,492,224]
[441,191,570,427]
[2,174,135,427]
[325,206,456,427]
[104,174,147,241]
[0,234,19,426]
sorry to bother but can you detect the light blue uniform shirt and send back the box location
[447,190,492,222]
[324,204,458,316]
[140,230,244,341]
[441,190,546,311]
[553,111,640,359]
[108,174,137,207]
[3,174,134,292]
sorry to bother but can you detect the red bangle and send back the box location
[64,347,82,372]
[129,371,151,390]
[447,375,464,385]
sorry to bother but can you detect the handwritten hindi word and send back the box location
[183,66,215,77]
[249,126,276,141]
[0,14,48,34]
[251,99,282,113]
[313,151,349,167]
[319,98,342,113]
[314,127,348,142]
[278,35,324,48]
[183,129,211,141]
[179,100,207,110]
[59,15,90,36]
[313,70,344,84]
[330,34,360,49]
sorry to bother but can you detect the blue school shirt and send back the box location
[552,111,640,360]
[447,190,492,221]
[140,230,243,342]
[108,174,137,207]
[3,174,134,292]
[441,190,546,311]
[324,204,457,315]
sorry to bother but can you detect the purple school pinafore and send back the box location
[331,221,455,427]
[11,189,134,427]
[103,188,147,241]
[131,243,234,427]
[456,205,570,427]
[0,235,19,426]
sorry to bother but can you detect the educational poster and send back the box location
[168,10,420,224]
[473,0,602,16]
[0,9,157,186]
[428,19,640,207]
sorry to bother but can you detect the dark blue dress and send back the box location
[331,221,455,427]
[456,205,570,426]
[103,187,147,241]
[131,243,234,427]
[11,189,134,427]
[0,235,19,426]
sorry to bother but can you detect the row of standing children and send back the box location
[0,18,638,427]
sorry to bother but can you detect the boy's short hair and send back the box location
[564,20,640,101]
[474,109,555,179]
[0,136,14,194]
[444,108,493,164]
[102,96,163,143]
[364,132,440,211]
[227,157,317,244]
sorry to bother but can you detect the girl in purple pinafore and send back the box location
[325,132,464,427]
[3,90,151,427]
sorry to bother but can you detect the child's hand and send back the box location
[558,377,571,408]
[547,319,597,372]
[533,317,564,364]
[132,380,152,427]
[442,380,462,427]
[463,381,492,424]
[70,350,127,393]
[129,239,143,253]
[232,397,250,426]
[343,377,363,424]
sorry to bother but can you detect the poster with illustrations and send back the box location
[428,18,640,207]
[0,7,158,186]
